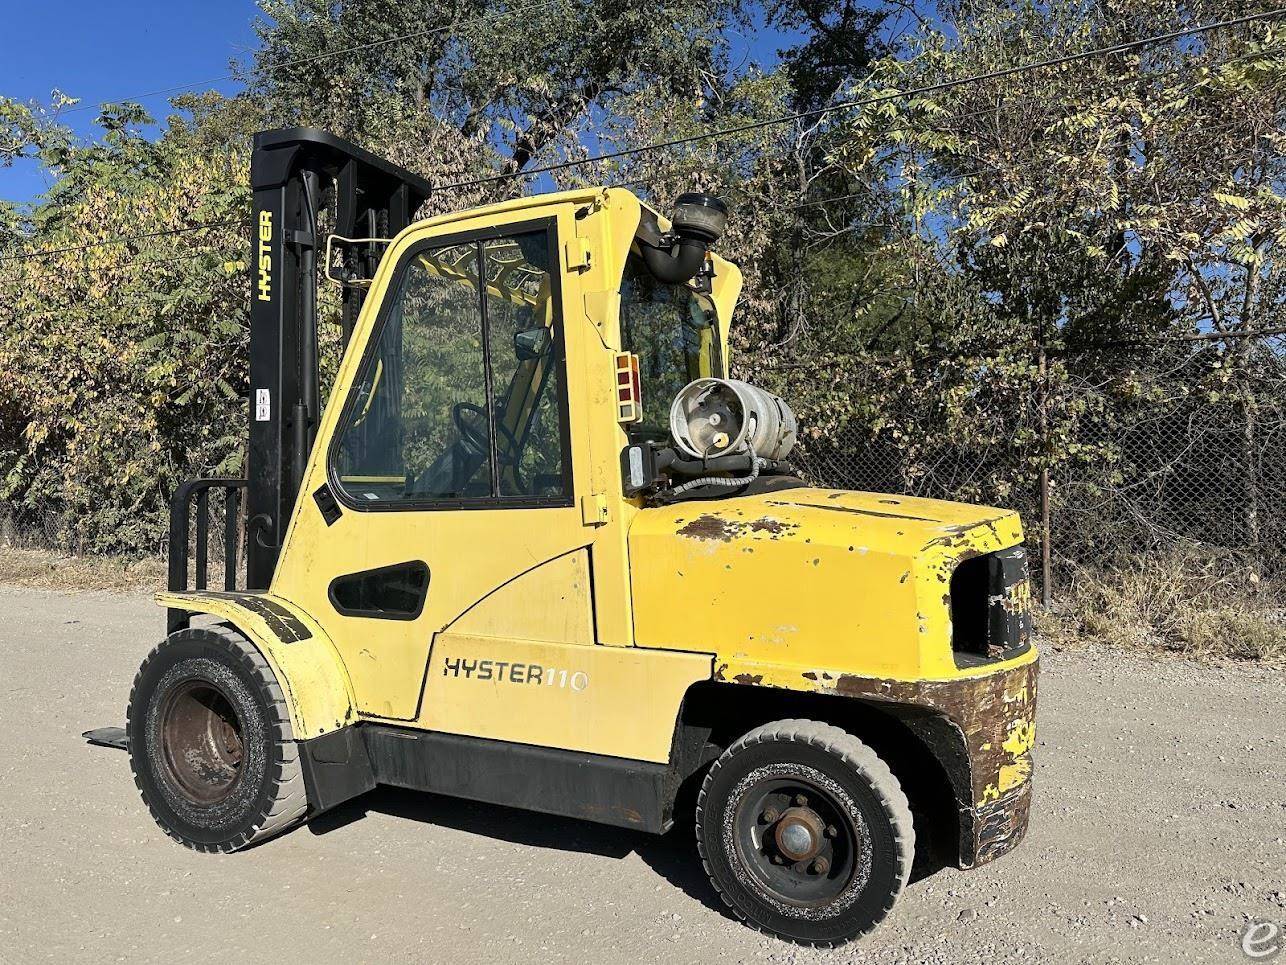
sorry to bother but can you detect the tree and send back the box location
[248,0,748,200]
[0,96,258,553]
[786,0,1286,569]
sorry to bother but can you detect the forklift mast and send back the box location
[245,128,433,588]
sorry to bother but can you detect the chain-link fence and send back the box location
[1058,378,1285,571]
[779,332,1286,601]
[0,497,67,552]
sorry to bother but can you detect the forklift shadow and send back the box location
[309,786,731,917]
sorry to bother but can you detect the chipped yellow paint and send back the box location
[980,758,1034,807]
[1003,718,1037,758]
[1009,578,1032,613]
[156,590,358,739]
[998,756,1033,794]
[976,685,1038,806]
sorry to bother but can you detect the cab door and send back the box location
[272,215,598,719]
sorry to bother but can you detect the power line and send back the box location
[435,7,1286,190]
[0,104,1006,266]
[633,42,1286,209]
[6,102,1262,276]
[1,101,1270,269]
[53,0,559,116]
[6,12,1283,266]
[0,220,246,265]
[518,42,1281,217]
[0,105,1265,269]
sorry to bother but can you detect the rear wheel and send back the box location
[696,719,914,947]
[126,625,307,851]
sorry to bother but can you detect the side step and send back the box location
[361,725,671,833]
[83,726,129,751]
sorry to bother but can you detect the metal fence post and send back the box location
[1038,342,1053,608]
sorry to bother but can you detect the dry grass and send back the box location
[1038,547,1286,664]
[0,545,165,592]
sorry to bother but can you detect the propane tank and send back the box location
[669,378,798,462]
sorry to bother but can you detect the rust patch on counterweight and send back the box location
[824,658,1038,867]
[677,514,799,542]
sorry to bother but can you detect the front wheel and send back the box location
[695,719,914,947]
[126,625,308,852]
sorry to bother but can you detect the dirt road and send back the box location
[0,586,1282,964]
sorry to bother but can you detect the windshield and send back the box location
[619,253,722,442]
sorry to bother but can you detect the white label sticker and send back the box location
[255,388,271,422]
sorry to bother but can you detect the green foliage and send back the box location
[0,97,254,553]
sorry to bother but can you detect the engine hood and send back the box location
[627,487,1025,680]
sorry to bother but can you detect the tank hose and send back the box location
[666,447,766,497]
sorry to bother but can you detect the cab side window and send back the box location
[482,234,569,498]
[619,256,721,443]
[333,226,571,506]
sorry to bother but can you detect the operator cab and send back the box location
[327,189,779,515]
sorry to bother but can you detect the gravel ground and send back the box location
[0,585,1283,965]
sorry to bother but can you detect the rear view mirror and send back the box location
[514,328,551,361]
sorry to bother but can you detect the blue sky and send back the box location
[0,1,807,207]
[1,1,263,203]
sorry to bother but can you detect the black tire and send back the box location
[126,624,308,852]
[696,718,914,947]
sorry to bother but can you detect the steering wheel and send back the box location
[451,402,525,490]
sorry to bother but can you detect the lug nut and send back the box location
[812,857,830,875]
[762,807,779,823]
[794,794,809,807]
[770,854,784,864]
[824,825,837,838]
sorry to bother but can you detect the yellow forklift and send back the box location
[93,129,1038,946]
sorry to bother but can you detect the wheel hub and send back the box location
[736,773,861,908]
[773,806,825,862]
[159,679,245,806]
